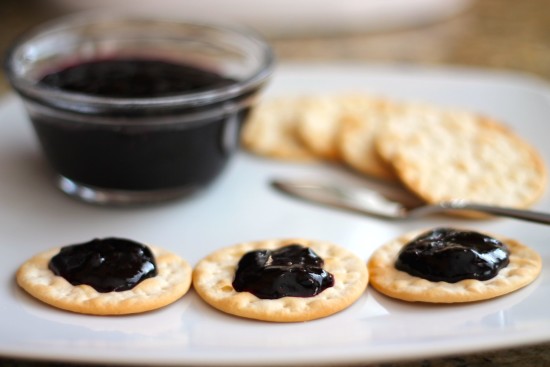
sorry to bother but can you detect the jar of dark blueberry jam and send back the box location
[4,14,274,204]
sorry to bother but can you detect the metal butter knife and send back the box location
[271,179,550,225]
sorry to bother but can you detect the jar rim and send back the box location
[4,12,275,110]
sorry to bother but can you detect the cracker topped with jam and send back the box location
[368,228,542,303]
[193,238,369,322]
[16,238,192,315]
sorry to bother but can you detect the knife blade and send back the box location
[271,179,410,219]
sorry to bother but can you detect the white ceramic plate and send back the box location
[1,64,550,366]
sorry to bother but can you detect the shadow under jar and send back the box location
[4,14,274,204]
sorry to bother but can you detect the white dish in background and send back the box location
[1,63,550,366]
[52,0,473,36]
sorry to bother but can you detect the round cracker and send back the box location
[375,106,547,208]
[16,245,193,315]
[192,238,369,322]
[241,97,317,161]
[297,94,383,161]
[368,228,542,303]
[337,99,406,181]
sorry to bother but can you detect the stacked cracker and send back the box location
[242,94,547,209]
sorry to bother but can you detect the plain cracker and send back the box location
[337,99,407,180]
[193,238,369,322]
[17,245,193,315]
[368,229,542,303]
[241,97,317,161]
[375,106,547,208]
[297,94,384,161]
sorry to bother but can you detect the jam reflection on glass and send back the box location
[232,244,335,299]
[33,58,247,192]
[395,227,510,283]
[48,237,157,293]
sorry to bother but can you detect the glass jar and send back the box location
[4,13,274,204]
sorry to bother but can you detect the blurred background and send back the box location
[1,0,550,366]
[2,0,550,96]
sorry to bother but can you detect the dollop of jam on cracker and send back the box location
[232,244,335,299]
[395,228,510,283]
[49,238,157,292]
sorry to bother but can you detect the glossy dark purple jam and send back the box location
[31,58,248,192]
[48,238,157,292]
[39,59,235,98]
[31,115,238,191]
[232,244,335,299]
[395,227,510,283]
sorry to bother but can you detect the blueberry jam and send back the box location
[31,58,249,193]
[48,238,157,293]
[39,59,235,98]
[395,227,510,283]
[232,244,335,299]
